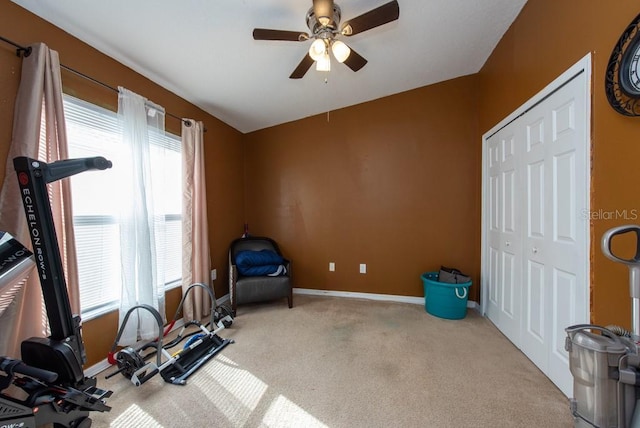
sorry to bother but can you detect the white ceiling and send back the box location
[12,0,527,133]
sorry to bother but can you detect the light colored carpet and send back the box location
[91,295,573,427]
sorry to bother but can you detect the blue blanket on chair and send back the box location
[235,249,287,276]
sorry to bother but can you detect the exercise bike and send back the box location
[0,156,113,427]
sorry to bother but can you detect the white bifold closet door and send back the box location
[483,62,590,397]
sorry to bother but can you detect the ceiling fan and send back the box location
[252,0,400,79]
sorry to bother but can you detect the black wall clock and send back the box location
[606,12,640,116]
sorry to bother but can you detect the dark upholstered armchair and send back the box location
[228,236,293,315]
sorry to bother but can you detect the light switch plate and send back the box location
[329,262,335,272]
[359,264,366,274]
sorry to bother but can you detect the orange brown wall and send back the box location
[4,0,640,368]
[478,0,640,327]
[244,0,640,330]
[0,1,245,366]
[244,75,481,301]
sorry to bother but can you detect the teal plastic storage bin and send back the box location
[421,272,471,320]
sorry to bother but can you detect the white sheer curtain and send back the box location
[117,87,166,345]
[181,119,212,321]
[0,43,79,357]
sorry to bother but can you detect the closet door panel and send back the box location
[483,67,589,397]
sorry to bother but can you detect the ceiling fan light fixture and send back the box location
[331,40,350,63]
[309,38,326,61]
[316,52,331,71]
[253,0,400,79]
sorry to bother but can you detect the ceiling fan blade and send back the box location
[342,47,368,72]
[340,0,400,36]
[290,54,315,79]
[253,28,309,41]
[313,0,334,24]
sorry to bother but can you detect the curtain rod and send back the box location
[1,35,197,129]
[59,65,194,128]
[0,35,31,57]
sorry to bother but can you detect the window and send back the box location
[61,95,182,319]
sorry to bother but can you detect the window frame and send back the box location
[60,94,183,321]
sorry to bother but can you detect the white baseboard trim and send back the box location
[294,287,423,305]
[293,287,478,309]
[85,358,113,378]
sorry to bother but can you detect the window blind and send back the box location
[61,95,182,319]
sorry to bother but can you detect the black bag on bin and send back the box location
[439,266,471,284]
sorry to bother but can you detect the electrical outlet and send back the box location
[359,264,366,274]
[329,262,335,272]
[211,269,217,281]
